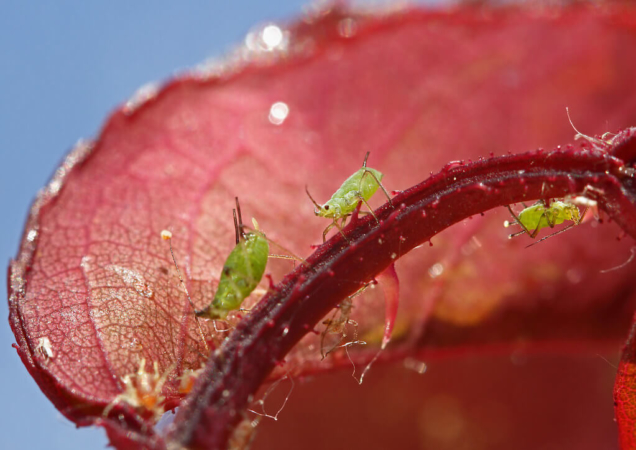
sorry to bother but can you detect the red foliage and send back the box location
[7,3,636,449]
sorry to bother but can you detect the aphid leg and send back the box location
[527,214,547,238]
[322,219,349,243]
[161,231,210,353]
[576,206,588,225]
[333,218,349,242]
[264,240,306,265]
[357,194,379,223]
[360,151,393,206]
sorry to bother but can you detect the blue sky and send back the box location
[0,2,315,448]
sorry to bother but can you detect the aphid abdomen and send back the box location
[517,204,546,232]
[359,168,384,201]
[199,233,269,319]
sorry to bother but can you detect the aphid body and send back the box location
[513,200,581,237]
[316,166,385,219]
[196,201,269,320]
[505,199,586,246]
[307,152,392,242]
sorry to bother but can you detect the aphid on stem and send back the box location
[504,199,587,247]
[306,152,393,242]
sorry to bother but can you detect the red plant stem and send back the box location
[167,134,636,450]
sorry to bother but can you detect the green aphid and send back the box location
[505,199,586,246]
[306,152,393,242]
[196,198,269,320]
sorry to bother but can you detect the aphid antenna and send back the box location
[235,197,247,239]
[305,185,322,214]
[233,209,240,244]
[162,231,210,353]
[362,151,370,168]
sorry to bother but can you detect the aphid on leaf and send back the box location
[306,152,393,242]
[103,358,173,422]
[504,199,587,247]
[195,197,303,320]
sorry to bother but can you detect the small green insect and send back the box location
[505,199,587,246]
[195,198,270,320]
[306,152,393,242]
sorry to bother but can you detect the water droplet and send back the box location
[245,23,288,53]
[282,327,290,337]
[268,101,289,125]
[378,238,384,244]
[390,253,397,259]
[428,262,444,278]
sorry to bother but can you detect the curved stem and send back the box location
[167,130,636,450]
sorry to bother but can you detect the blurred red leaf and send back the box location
[8,3,636,449]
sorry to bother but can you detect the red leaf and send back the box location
[8,3,636,449]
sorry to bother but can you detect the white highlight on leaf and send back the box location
[268,101,289,125]
[124,82,159,115]
[107,265,154,298]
